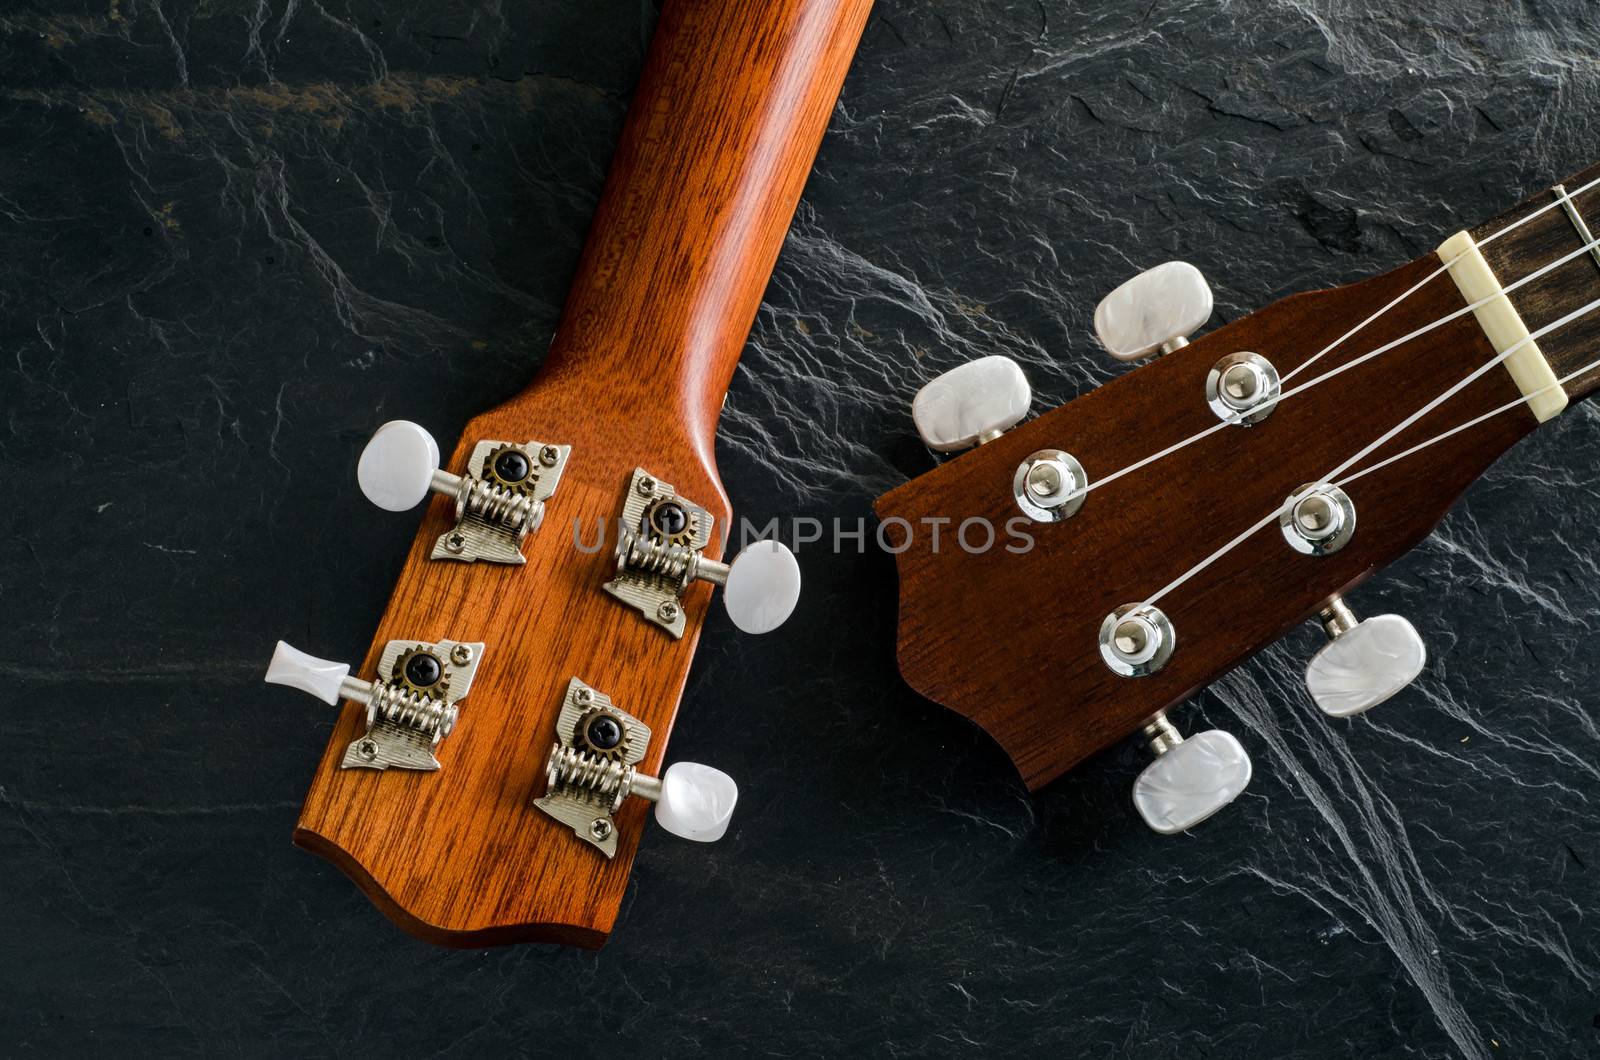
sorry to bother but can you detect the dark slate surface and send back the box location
[3,1,1599,1056]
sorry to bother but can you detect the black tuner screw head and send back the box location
[585,714,624,751]
[647,501,689,539]
[403,651,443,688]
[493,448,531,484]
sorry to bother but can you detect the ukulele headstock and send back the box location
[275,368,793,946]
[877,247,1547,829]
[257,0,872,946]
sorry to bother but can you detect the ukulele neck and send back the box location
[535,0,873,457]
[1466,161,1600,406]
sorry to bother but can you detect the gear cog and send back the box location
[392,646,451,698]
[481,444,539,493]
[640,497,697,546]
[573,708,632,761]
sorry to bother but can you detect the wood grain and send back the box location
[877,255,1540,790]
[295,0,873,948]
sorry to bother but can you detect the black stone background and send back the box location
[3,1,1600,1057]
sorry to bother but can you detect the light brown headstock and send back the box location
[877,179,1600,797]
[283,0,874,947]
[294,371,731,947]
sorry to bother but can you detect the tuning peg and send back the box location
[537,678,739,854]
[1131,715,1252,835]
[357,420,571,564]
[911,354,1032,452]
[1094,261,1214,362]
[697,539,802,634]
[610,467,803,636]
[1305,598,1426,718]
[266,641,365,704]
[357,420,458,511]
[635,762,739,842]
[265,637,484,771]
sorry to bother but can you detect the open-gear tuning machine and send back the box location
[357,420,572,565]
[533,678,738,858]
[603,467,801,638]
[264,637,485,771]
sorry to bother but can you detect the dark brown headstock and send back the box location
[877,174,1600,792]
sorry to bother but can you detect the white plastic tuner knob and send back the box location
[357,420,441,511]
[264,641,351,705]
[653,762,738,842]
[1306,613,1426,718]
[911,354,1031,452]
[1133,728,1252,835]
[1094,261,1214,362]
[721,540,802,635]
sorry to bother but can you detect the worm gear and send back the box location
[391,646,452,698]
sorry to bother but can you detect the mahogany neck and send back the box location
[1473,160,1600,404]
[536,0,874,460]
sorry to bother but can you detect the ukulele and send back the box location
[260,0,874,947]
[878,166,1600,834]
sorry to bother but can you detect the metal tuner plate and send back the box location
[601,468,715,638]
[341,638,484,772]
[431,440,571,565]
[533,679,653,858]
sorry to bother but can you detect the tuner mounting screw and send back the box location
[357,738,378,762]
[539,444,560,467]
[402,650,444,689]
[657,600,680,623]
[575,687,595,707]
[637,475,657,496]
[492,448,532,485]
[449,644,473,666]
[586,714,624,751]
[444,532,466,554]
[590,818,614,841]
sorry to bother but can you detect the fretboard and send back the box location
[1472,160,1600,404]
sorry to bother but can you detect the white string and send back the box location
[1084,176,1600,497]
[1279,174,1600,384]
[1318,294,1600,486]
[1086,223,1600,495]
[1136,293,1600,609]
[1339,355,1600,490]
[1144,345,1600,624]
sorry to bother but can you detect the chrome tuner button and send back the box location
[1098,603,1175,677]
[1280,483,1356,555]
[1013,449,1087,523]
[1205,352,1280,426]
